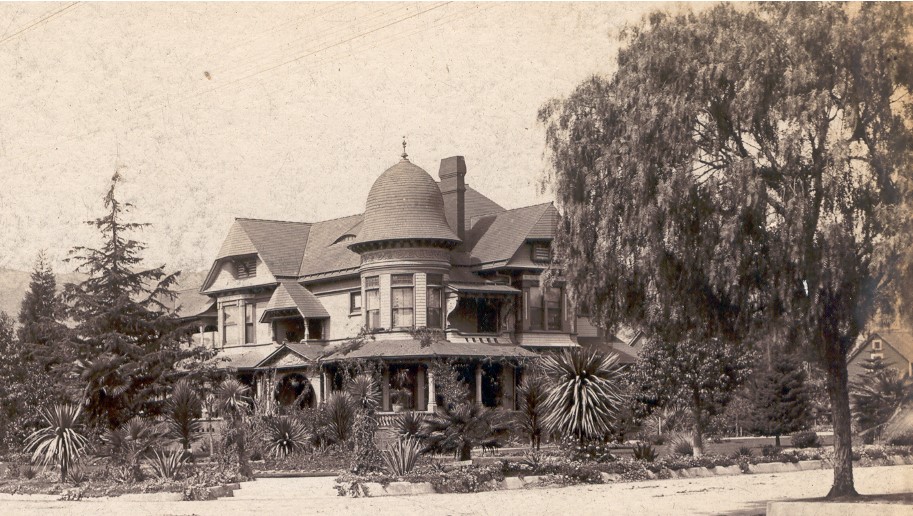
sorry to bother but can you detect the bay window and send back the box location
[365,276,380,330]
[222,303,238,346]
[527,286,563,331]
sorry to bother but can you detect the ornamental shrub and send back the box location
[791,431,821,449]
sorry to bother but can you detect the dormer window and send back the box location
[531,242,551,263]
[235,258,257,279]
[333,234,357,245]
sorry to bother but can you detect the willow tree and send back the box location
[541,3,913,498]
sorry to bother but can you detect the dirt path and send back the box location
[1,465,911,515]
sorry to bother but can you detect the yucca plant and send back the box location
[670,434,694,456]
[423,402,511,461]
[264,416,310,457]
[347,373,381,412]
[540,348,627,444]
[217,378,253,420]
[393,411,426,440]
[324,392,356,444]
[166,379,203,451]
[146,449,188,480]
[632,442,657,462]
[734,446,753,458]
[24,404,89,482]
[382,437,422,476]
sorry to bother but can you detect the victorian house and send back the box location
[178,150,580,414]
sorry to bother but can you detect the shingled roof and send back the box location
[323,338,537,361]
[261,281,330,320]
[466,203,557,268]
[298,214,363,279]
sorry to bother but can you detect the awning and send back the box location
[447,282,520,295]
[260,281,330,322]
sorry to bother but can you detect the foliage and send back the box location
[381,437,422,476]
[762,445,782,457]
[632,443,657,462]
[347,373,380,412]
[263,416,310,458]
[61,173,212,429]
[99,416,167,482]
[392,411,425,440]
[17,251,67,349]
[429,359,471,410]
[851,357,911,443]
[792,431,821,449]
[166,379,203,451]
[747,354,812,447]
[632,339,753,457]
[324,392,356,444]
[540,348,626,444]
[23,404,89,482]
[541,1,913,498]
[350,410,382,473]
[558,437,616,463]
[146,449,189,480]
[423,402,511,461]
[734,446,753,458]
[669,434,694,457]
[215,378,254,479]
[516,370,548,450]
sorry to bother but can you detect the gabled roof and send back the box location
[465,203,556,268]
[234,219,311,277]
[298,214,363,279]
[261,281,330,320]
[172,288,215,320]
[255,342,326,369]
[322,338,537,361]
[850,329,913,362]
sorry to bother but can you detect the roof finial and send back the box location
[401,136,408,160]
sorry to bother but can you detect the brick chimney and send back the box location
[439,156,466,240]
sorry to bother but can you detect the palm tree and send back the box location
[540,348,626,444]
[423,402,511,461]
[517,372,548,450]
[215,378,254,478]
[24,404,89,483]
[166,379,203,451]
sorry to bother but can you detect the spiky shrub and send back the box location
[393,411,426,440]
[264,416,310,458]
[382,438,422,476]
[540,349,626,444]
[632,442,657,462]
[24,404,89,482]
[100,416,167,482]
[324,392,356,444]
[167,379,203,451]
[670,434,694,457]
[735,446,753,458]
[216,379,254,478]
[347,374,381,412]
[146,449,188,480]
[423,403,511,461]
[516,372,548,450]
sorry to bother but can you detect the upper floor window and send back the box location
[872,339,883,351]
[365,276,380,330]
[531,242,551,263]
[391,274,414,328]
[222,303,238,346]
[427,274,443,329]
[527,286,563,331]
[235,258,257,279]
[350,291,362,314]
[244,302,257,344]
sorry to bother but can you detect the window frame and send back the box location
[235,257,257,279]
[872,339,883,351]
[526,285,563,332]
[426,274,444,330]
[364,276,381,330]
[244,302,257,344]
[391,274,415,329]
[349,291,362,315]
[221,302,239,347]
[531,242,551,263]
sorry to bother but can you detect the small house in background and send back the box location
[175,148,593,414]
[848,329,913,380]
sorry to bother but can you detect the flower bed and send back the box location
[254,446,354,475]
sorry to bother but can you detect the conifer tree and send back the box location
[17,252,67,363]
[62,172,207,429]
[747,354,811,447]
[851,357,910,443]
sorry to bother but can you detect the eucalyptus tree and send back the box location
[541,3,913,497]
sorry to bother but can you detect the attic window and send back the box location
[872,339,882,351]
[235,258,257,279]
[333,234,357,245]
[531,242,551,263]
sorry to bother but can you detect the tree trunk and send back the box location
[460,444,472,461]
[775,434,781,448]
[692,415,704,458]
[825,352,858,498]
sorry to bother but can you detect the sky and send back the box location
[0,1,684,274]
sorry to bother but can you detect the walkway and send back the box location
[1,465,911,515]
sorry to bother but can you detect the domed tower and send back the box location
[349,147,459,334]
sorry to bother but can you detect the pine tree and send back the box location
[851,357,910,443]
[62,172,208,429]
[17,252,67,364]
[748,354,811,447]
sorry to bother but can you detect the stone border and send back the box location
[767,501,913,516]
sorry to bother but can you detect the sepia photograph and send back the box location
[0,1,912,514]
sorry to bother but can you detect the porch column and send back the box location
[382,367,391,412]
[426,363,437,412]
[500,366,516,410]
[309,370,323,405]
[322,369,332,399]
[416,366,426,412]
[475,364,483,406]
[198,325,205,348]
